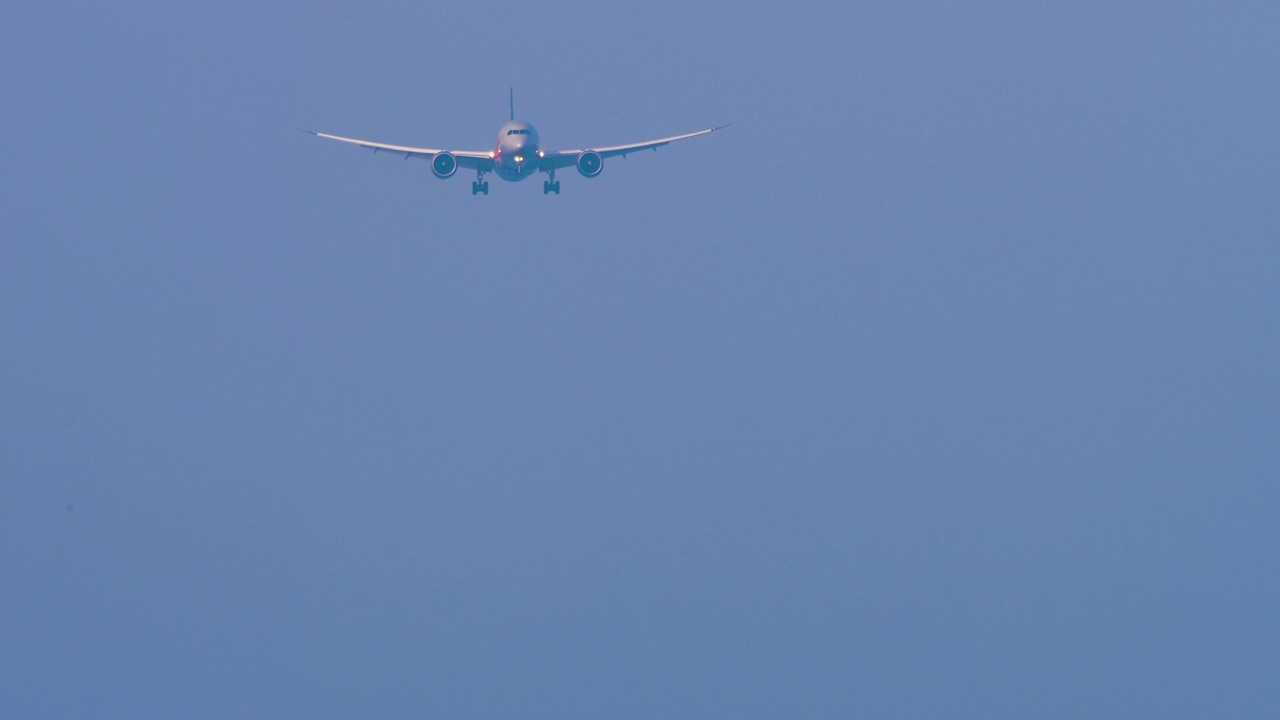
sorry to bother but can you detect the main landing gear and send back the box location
[471,180,489,195]
[543,180,561,195]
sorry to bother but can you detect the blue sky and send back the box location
[3,2,1279,717]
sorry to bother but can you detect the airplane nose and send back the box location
[513,142,537,162]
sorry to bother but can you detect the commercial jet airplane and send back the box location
[302,91,727,195]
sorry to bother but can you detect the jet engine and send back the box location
[577,151,604,178]
[431,152,458,178]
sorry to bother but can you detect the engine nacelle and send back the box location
[577,151,604,178]
[431,152,458,179]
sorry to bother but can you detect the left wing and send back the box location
[300,129,495,171]
[539,124,728,169]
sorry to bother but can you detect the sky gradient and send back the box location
[3,2,1279,717]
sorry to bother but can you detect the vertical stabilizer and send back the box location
[509,87,514,121]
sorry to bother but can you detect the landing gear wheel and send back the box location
[472,181,490,196]
[543,180,561,195]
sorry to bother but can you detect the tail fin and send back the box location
[509,87,514,121]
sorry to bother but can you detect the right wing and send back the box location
[300,129,495,171]
[539,124,729,169]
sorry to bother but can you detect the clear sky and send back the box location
[3,2,1278,717]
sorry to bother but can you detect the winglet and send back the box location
[297,127,319,135]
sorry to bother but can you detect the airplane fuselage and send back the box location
[493,121,541,181]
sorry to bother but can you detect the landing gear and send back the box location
[543,180,561,195]
[471,180,489,195]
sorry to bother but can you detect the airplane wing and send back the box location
[539,124,729,169]
[301,129,495,171]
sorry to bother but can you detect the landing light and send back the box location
[514,155,524,163]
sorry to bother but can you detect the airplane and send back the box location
[302,90,727,195]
